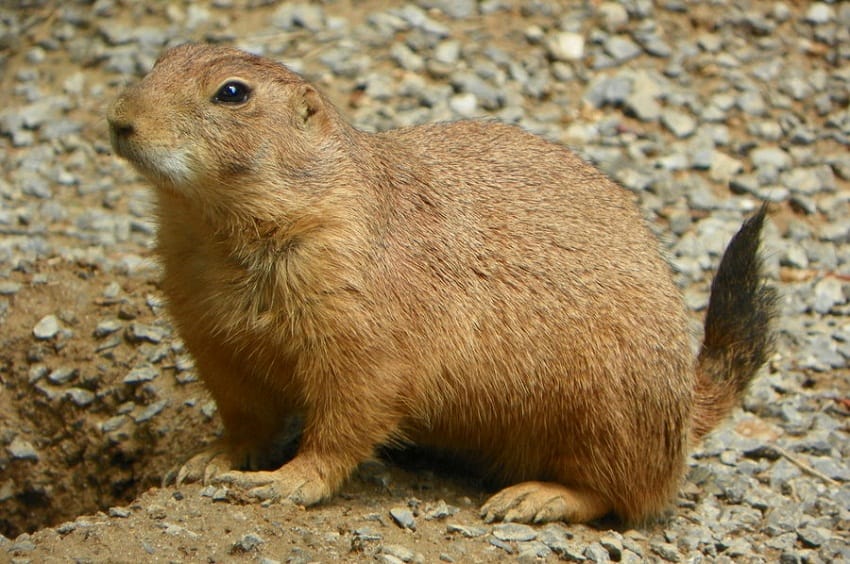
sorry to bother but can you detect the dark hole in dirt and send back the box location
[0,268,221,539]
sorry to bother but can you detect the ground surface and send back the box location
[0,1,849,562]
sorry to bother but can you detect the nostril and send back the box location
[110,121,135,137]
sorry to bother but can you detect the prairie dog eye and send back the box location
[213,80,251,104]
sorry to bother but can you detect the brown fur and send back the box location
[106,43,777,525]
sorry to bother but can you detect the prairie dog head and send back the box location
[107,44,338,215]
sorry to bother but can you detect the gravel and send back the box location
[1,0,848,562]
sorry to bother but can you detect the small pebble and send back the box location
[47,367,77,385]
[33,314,60,340]
[650,541,681,562]
[123,365,159,384]
[446,523,488,538]
[492,523,537,542]
[231,532,264,553]
[389,507,416,530]
[133,399,169,423]
[8,437,39,461]
[108,507,131,518]
[380,544,417,562]
[65,388,95,407]
[546,31,585,61]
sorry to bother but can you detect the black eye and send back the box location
[213,81,251,104]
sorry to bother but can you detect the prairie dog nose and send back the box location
[107,93,138,130]
[106,97,136,151]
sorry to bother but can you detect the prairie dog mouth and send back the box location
[110,131,194,188]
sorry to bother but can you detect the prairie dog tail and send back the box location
[692,205,778,441]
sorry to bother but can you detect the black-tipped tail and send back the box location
[692,205,778,440]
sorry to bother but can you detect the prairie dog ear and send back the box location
[297,84,326,127]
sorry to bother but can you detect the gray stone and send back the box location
[708,152,744,184]
[781,243,810,269]
[809,456,850,481]
[780,75,814,101]
[363,73,395,101]
[649,540,680,562]
[9,538,36,552]
[446,523,487,538]
[806,334,845,369]
[487,536,514,554]
[17,172,53,200]
[390,43,425,72]
[389,507,416,530]
[272,3,325,32]
[818,220,850,243]
[231,532,264,552]
[585,75,632,108]
[634,30,671,57]
[598,535,623,559]
[737,90,767,116]
[48,367,77,385]
[626,89,661,121]
[94,319,123,338]
[126,322,168,344]
[598,2,628,30]
[420,0,476,19]
[33,314,60,339]
[584,542,612,562]
[134,399,169,423]
[546,31,585,61]
[0,281,21,295]
[813,277,846,313]
[108,506,131,518]
[492,523,536,542]
[620,549,643,564]
[423,500,459,520]
[211,487,229,501]
[751,146,793,170]
[661,110,697,138]
[604,35,642,62]
[624,71,663,122]
[782,166,835,195]
[433,40,461,65]
[28,365,49,384]
[517,542,552,562]
[697,33,722,52]
[7,437,39,461]
[797,525,831,548]
[449,93,478,117]
[124,365,159,384]
[804,3,835,24]
[199,485,217,498]
[394,5,448,36]
[450,72,503,110]
[766,503,803,536]
[100,415,127,433]
[380,544,418,562]
[537,524,574,557]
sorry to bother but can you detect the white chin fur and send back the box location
[138,147,195,187]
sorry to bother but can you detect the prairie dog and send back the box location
[107,43,776,524]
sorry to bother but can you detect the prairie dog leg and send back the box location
[214,372,403,506]
[481,481,612,524]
